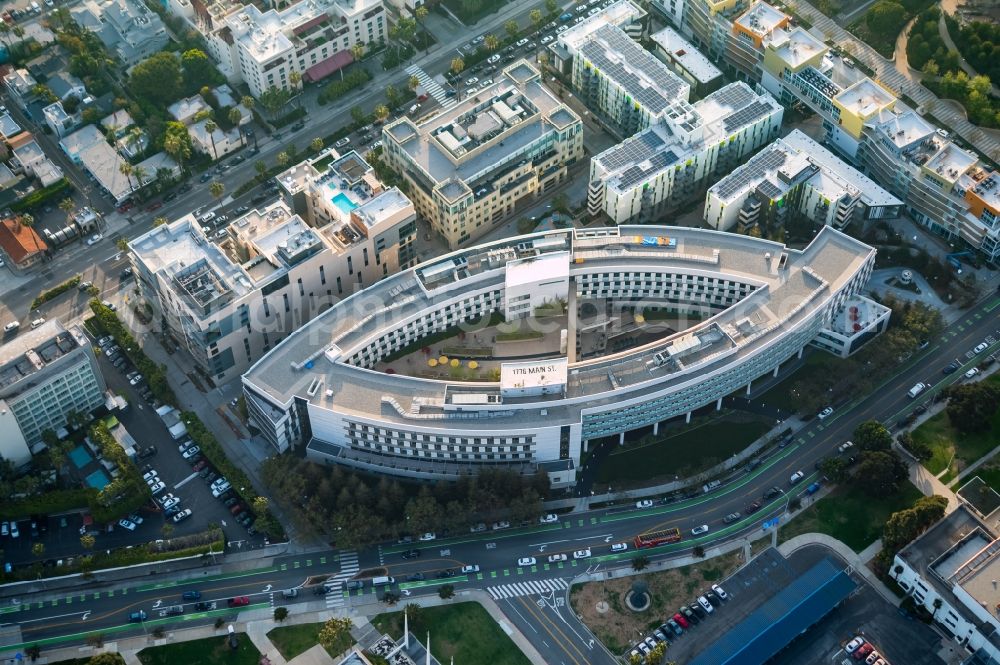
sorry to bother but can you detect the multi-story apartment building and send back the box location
[130,168,416,383]
[859,110,1000,261]
[243,225,881,485]
[587,81,783,224]
[890,504,1000,661]
[0,321,107,467]
[650,26,723,96]
[381,60,584,249]
[75,0,170,65]
[179,0,387,98]
[704,129,900,233]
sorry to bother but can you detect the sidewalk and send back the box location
[778,533,900,606]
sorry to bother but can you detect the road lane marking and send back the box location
[174,471,199,489]
[15,611,91,625]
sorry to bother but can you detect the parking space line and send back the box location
[173,471,199,489]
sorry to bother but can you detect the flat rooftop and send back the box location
[0,321,89,396]
[925,141,978,183]
[577,25,689,118]
[557,0,645,50]
[872,109,935,150]
[834,78,896,118]
[651,26,723,84]
[967,171,1000,213]
[766,27,826,69]
[735,0,788,36]
[244,225,875,433]
[782,130,901,207]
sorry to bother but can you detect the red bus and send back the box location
[634,528,682,549]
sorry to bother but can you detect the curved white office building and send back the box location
[242,226,884,487]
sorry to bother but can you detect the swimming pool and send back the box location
[331,192,358,214]
[85,469,111,490]
[69,445,92,469]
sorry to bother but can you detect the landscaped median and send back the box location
[87,302,176,405]
[31,275,81,310]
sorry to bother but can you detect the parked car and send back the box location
[517,557,536,566]
[172,508,193,523]
[118,519,136,531]
[460,565,480,573]
[418,532,437,541]
[227,596,250,607]
[539,514,559,524]
[128,611,147,622]
[723,512,741,524]
[636,499,654,509]
[573,548,591,559]
[789,470,805,484]
[711,584,728,600]
[547,553,567,563]
[611,542,628,552]
[401,549,421,559]
[691,524,709,536]
[817,406,834,419]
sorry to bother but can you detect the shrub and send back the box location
[321,69,371,103]
[11,178,72,212]
[88,303,177,405]
[31,275,81,309]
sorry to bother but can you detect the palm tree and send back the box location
[505,19,519,40]
[374,104,390,123]
[163,133,190,172]
[204,119,219,160]
[450,58,465,75]
[350,42,365,63]
[484,34,499,52]
[58,197,76,223]
[119,162,134,192]
[414,6,429,52]
[209,180,225,200]
[546,0,557,14]
[132,165,148,190]
[276,152,290,168]
[310,137,324,152]
[255,160,268,181]
[153,217,168,227]
[530,9,543,29]
[19,213,42,253]
[386,84,399,108]
[408,75,420,92]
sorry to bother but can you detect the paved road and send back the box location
[4,292,1000,661]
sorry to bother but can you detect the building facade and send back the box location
[0,321,107,467]
[381,60,584,249]
[130,156,416,384]
[587,81,783,225]
[242,225,880,486]
[704,129,900,233]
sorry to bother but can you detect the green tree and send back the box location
[853,450,907,497]
[58,196,76,222]
[255,160,268,180]
[374,104,390,122]
[632,555,650,571]
[252,495,269,515]
[629,653,644,665]
[882,494,947,552]
[546,0,558,14]
[408,75,420,92]
[181,48,214,89]
[209,180,225,200]
[80,533,96,549]
[484,34,500,51]
[129,52,182,106]
[438,584,455,599]
[866,0,905,35]
[317,617,354,650]
[163,122,193,170]
[350,42,366,62]
[276,151,290,168]
[258,86,291,119]
[351,106,367,125]
[32,542,45,558]
[87,654,124,665]
[818,456,848,482]
[310,137,324,152]
[119,162,134,192]
[505,19,520,39]
[530,9,543,29]
[161,523,174,538]
[647,641,667,663]
[228,106,243,130]
[274,606,289,622]
[946,382,1000,433]
[153,217,168,227]
[853,420,893,452]
[450,57,465,75]
[386,85,400,108]
[404,603,422,627]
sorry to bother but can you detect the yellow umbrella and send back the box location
[428,358,438,367]
[635,314,645,324]
[468,361,479,369]
[450,358,460,367]
[439,356,448,364]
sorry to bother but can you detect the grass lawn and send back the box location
[266,622,354,660]
[911,373,1000,477]
[595,413,772,485]
[756,353,832,414]
[137,634,260,665]
[778,482,923,552]
[372,602,529,665]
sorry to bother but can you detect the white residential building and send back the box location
[0,321,107,467]
[588,81,783,224]
[189,120,243,159]
[891,505,1000,661]
[7,132,64,187]
[704,129,901,233]
[130,176,416,383]
[60,124,135,205]
[2,69,38,110]
[650,26,723,95]
[43,102,79,138]
[77,0,169,65]
[201,0,387,99]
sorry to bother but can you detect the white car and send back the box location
[162,496,181,510]
[965,367,981,378]
[487,53,501,64]
[491,521,510,530]
[214,229,228,239]
[469,523,487,533]
[465,77,479,86]
[845,637,865,654]
[210,477,229,490]
[129,374,143,386]
[817,406,834,420]
[86,233,103,245]
[691,524,709,536]
[30,318,46,329]
[789,470,804,485]
[9,522,18,538]
[515,38,529,47]
[838,441,854,454]
[334,137,351,148]
[974,342,989,354]
[182,445,201,460]
[150,481,166,495]
[540,35,554,44]
[145,475,161,487]
[118,519,136,531]
[460,565,480,573]
[636,499,654,509]
[102,300,117,311]
[142,470,158,482]
[517,557,536,566]
[573,548,591,559]
[4,321,20,333]
[547,553,567,563]
[159,492,177,506]
[211,482,231,498]
[172,508,193,523]
[711,583,728,600]
[418,532,437,541]
[0,522,7,537]
[611,542,628,553]
[539,514,559,524]
[557,24,569,33]
[697,595,714,613]
[479,79,493,89]
[128,513,144,525]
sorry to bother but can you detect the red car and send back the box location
[853,644,873,660]
[116,201,134,213]
[672,613,690,629]
[145,201,163,212]
[192,459,208,472]
[227,596,250,607]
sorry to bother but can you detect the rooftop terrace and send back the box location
[0,321,89,395]
[766,27,826,70]
[834,78,896,118]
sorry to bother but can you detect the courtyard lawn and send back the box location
[137,634,260,665]
[778,482,923,552]
[372,602,529,665]
[756,353,832,414]
[595,413,772,485]
[267,622,354,660]
[911,373,1000,477]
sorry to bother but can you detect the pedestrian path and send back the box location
[323,550,360,610]
[486,577,568,600]
[405,65,456,110]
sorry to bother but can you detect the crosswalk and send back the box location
[405,65,456,110]
[324,550,360,609]
[486,577,568,600]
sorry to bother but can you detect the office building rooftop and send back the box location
[735,0,788,37]
[650,26,723,85]
[0,321,90,396]
[834,78,896,118]
[766,26,826,69]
